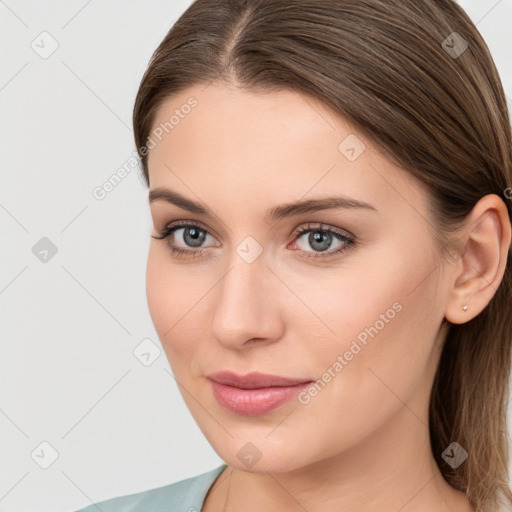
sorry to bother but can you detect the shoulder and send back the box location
[73,464,227,512]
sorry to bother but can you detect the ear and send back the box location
[444,194,511,325]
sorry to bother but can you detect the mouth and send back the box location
[207,370,314,416]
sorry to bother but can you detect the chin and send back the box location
[210,435,317,474]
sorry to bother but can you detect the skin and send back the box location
[145,81,511,512]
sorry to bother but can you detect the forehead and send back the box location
[146,82,427,221]
[148,81,347,166]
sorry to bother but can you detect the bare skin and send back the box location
[145,80,510,512]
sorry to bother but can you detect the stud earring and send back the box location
[462,305,469,311]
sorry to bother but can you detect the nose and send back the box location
[210,255,284,350]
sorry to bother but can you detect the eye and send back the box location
[152,221,219,258]
[153,221,356,260]
[288,223,355,259]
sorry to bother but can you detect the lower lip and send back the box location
[208,380,312,416]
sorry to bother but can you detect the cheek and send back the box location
[324,224,440,357]
[296,242,443,419]
[273,264,441,464]
[282,250,427,356]
[146,243,173,336]
[145,243,209,364]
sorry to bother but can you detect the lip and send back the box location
[207,370,312,389]
[207,371,313,416]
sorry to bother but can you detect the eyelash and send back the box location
[152,220,356,260]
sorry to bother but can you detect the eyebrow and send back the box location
[148,187,378,222]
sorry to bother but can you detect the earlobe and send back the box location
[444,194,511,325]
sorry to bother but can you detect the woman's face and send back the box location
[146,82,454,473]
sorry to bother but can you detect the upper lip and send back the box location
[207,370,313,389]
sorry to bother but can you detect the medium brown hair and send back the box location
[133,1,512,509]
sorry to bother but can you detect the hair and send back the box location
[132,1,512,510]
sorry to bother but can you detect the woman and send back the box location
[75,0,512,510]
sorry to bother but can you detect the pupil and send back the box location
[310,230,331,252]
[185,228,206,247]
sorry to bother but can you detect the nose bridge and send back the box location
[220,230,269,308]
[218,252,265,321]
[210,247,277,347]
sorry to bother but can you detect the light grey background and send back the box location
[0,1,511,511]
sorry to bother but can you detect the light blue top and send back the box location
[73,463,227,512]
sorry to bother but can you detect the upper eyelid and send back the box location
[292,222,354,239]
[164,220,220,242]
